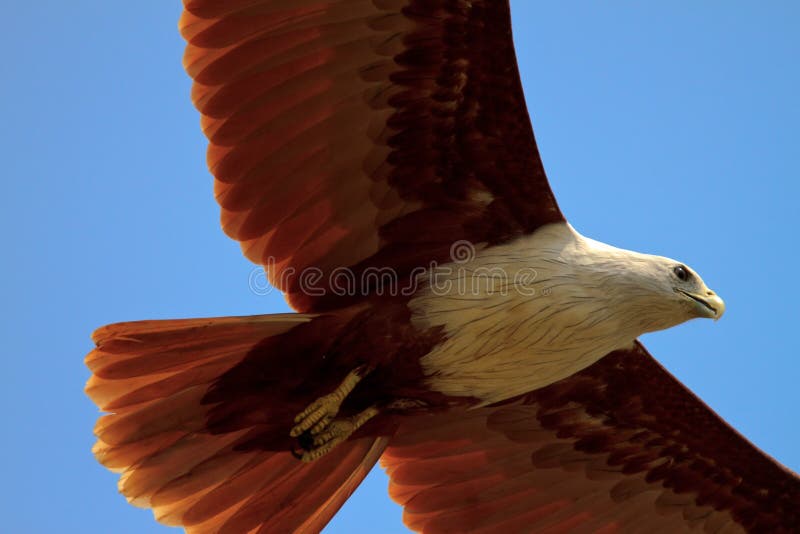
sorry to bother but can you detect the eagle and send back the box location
[86,1,799,533]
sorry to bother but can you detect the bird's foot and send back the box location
[289,365,370,444]
[294,405,379,463]
[289,392,345,439]
[289,366,369,438]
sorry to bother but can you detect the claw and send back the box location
[290,397,337,437]
[309,416,332,436]
[312,419,353,447]
[296,406,379,463]
[289,366,368,439]
[299,442,338,463]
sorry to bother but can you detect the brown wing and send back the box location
[382,342,800,533]
[180,0,563,311]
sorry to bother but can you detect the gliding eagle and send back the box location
[86,1,799,532]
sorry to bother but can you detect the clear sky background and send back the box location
[2,2,798,533]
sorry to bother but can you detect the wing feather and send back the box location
[180,0,562,311]
[383,343,800,533]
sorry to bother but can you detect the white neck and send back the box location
[410,222,678,404]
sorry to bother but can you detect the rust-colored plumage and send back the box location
[86,1,799,533]
[386,343,800,532]
[181,0,562,312]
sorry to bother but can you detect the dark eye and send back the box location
[673,265,690,282]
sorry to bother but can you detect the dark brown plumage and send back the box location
[86,1,799,533]
[182,0,562,312]
[386,343,800,533]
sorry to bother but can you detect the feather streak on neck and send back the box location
[410,222,672,404]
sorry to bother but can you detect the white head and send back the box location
[576,236,725,336]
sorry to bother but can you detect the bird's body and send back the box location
[413,222,720,404]
[86,1,799,532]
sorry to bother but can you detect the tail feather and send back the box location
[119,431,249,507]
[150,447,263,511]
[87,315,310,381]
[179,438,388,534]
[175,446,291,526]
[92,431,185,473]
[89,354,245,411]
[86,313,388,533]
[95,386,208,446]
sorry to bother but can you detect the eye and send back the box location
[673,265,690,282]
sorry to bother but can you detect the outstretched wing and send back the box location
[383,342,800,533]
[180,0,563,311]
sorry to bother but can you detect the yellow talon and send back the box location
[289,366,369,440]
[298,406,380,463]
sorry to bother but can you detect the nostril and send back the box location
[707,290,715,296]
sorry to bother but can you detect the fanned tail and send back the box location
[86,314,388,533]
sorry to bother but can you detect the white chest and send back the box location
[409,223,649,405]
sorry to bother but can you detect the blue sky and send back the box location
[2,2,798,533]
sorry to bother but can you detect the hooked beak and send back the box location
[677,288,726,320]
